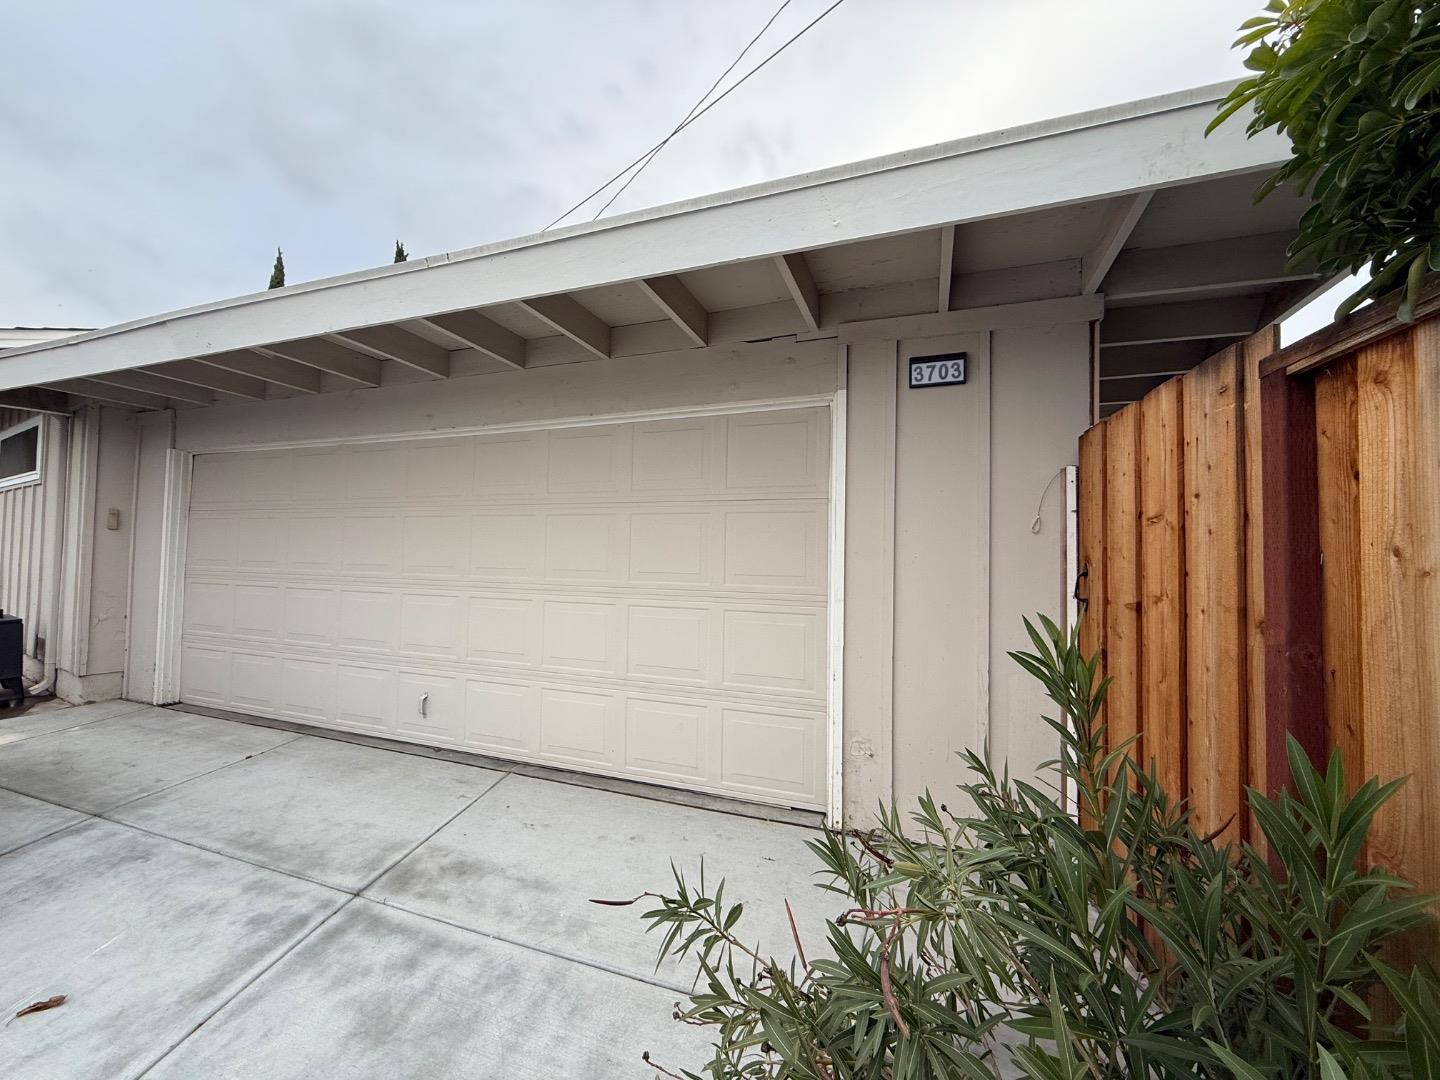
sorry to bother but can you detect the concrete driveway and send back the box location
[0,701,835,1079]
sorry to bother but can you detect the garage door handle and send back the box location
[419,693,429,718]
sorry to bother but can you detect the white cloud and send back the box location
[0,0,1263,326]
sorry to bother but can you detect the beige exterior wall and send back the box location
[0,409,69,678]
[106,309,1089,822]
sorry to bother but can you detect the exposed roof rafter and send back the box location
[330,325,450,379]
[87,370,215,406]
[40,378,172,411]
[420,311,526,370]
[637,276,709,347]
[199,350,322,394]
[1104,231,1319,301]
[1100,297,1262,347]
[517,295,612,360]
[1082,191,1153,295]
[144,360,269,400]
[774,252,821,332]
[261,338,382,387]
[937,225,956,313]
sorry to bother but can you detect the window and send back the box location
[0,417,42,490]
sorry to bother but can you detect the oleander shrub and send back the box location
[613,617,1440,1079]
[1211,0,1440,321]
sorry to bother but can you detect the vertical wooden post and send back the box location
[1314,358,1365,792]
[1184,348,1247,843]
[1103,407,1143,771]
[1259,368,1326,798]
[1139,380,1185,798]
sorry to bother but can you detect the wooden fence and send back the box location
[1078,283,1440,907]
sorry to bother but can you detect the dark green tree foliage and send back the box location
[622,617,1440,1079]
[1213,0,1440,321]
[268,248,285,290]
[394,240,408,264]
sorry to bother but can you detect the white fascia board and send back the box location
[0,81,1285,392]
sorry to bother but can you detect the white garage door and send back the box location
[179,407,830,810]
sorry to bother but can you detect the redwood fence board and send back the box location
[1077,308,1439,909]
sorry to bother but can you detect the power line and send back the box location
[543,0,850,231]
[544,0,798,231]
[586,0,797,222]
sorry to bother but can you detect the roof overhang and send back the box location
[0,80,1329,413]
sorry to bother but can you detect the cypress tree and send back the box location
[393,240,408,263]
[268,248,285,289]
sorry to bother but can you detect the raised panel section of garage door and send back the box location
[180,409,829,810]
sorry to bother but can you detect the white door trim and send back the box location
[159,392,846,818]
[825,387,847,827]
[152,447,193,704]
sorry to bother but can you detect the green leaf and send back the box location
[1205,1039,1272,1080]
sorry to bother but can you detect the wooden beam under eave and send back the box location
[145,360,269,400]
[1103,232,1318,303]
[0,387,73,415]
[87,369,216,407]
[774,252,821,333]
[637,276,708,347]
[517,295,611,360]
[260,338,382,387]
[421,311,526,370]
[937,226,956,313]
[199,350,323,394]
[1082,190,1153,295]
[330,325,450,379]
[40,379,171,411]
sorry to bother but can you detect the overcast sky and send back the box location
[2,0,1274,329]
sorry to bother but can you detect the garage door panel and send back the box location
[280,658,335,723]
[336,664,395,733]
[286,517,341,572]
[181,644,230,705]
[466,597,539,666]
[626,606,710,682]
[183,407,830,811]
[629,512,713,584]
[235,518,285,570]
[236,453,295,503]
[542,600,620,675]
[338,590,399,652]
[723,509,825,590]
[625,698,707,781]
[470,513,543,579]
[184,582,233,636]
[395,672,463,741]
[398,594,466,660]
[722,610,820,693]
[473,433,547,496]
[341,516,402,574]
[464,678,538,754]
[283,588,338,646]
[291,450,347,504]
[230,652,281,712]
[721,708,822,803]
[348,446,408,500]
[539,687,618,767]
[407,441,473,499]
[631,419,714,493]
[232,585,281,641]
[725,410,826,492]
[544,514,623,582]
[187,515,238,569]
[402,515,468,576]
[547,426,630,495]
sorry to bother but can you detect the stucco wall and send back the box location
[113,315,1089,822]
